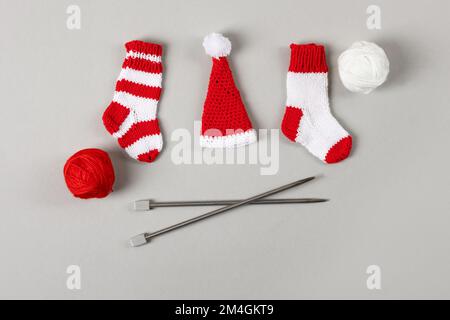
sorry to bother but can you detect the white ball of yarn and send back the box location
[338,41,389,94]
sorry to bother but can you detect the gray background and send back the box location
[0,0,449,299]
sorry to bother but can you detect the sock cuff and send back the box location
[125,40,163,56]
[289,43,328,73]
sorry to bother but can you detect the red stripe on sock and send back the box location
[115,79,161,100]
[137,149,160,163]
[281,106,303,142]
[125,40,162,56]
[102,102,130,134]
[122,58,163,74]
[118,120,161,148]
[289,44,328,73]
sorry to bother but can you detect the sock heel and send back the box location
[281,106,303,142]
[102,102,130,134]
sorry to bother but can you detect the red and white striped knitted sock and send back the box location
[102,41,163,163]
[281,43,352,164]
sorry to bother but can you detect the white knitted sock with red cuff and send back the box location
[281,43,352,164]
[102,41,163,163]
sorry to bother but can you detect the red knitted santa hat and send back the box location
[200,33,257,148]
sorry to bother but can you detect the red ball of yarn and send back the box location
[64,148,115,199]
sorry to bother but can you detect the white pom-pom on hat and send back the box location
[338,41,390,94]
[203,33,232,58]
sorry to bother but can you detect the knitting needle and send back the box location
[130,176,316,247]
[134,198,328,211]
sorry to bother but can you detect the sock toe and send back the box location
[137,149,160,163]
[325,136,352,164]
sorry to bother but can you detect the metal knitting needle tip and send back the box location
[130,176,316,247]
[129,233,149,247]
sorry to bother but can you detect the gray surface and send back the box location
[0,0,449,299]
